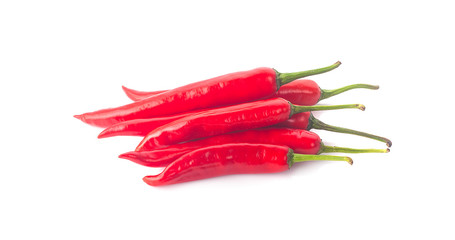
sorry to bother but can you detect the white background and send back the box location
[1,1,454,239]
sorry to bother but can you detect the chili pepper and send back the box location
[74,62,341,128]
[135,97,364,151]
[142,143,353,186]
[122,80,379,106]
[120,128,388,167]
[99,104,391,146]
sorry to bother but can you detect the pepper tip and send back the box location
[347,157,353,165]
[97,130,109,139]
[73,114,82,120]
[118,152,135,160]
[142,176,159,186]
[142,176,150,185]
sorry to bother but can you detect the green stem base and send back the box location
[289,151,353,167]
[276,61,341,87]
[291,103,365,116]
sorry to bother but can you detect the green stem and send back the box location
[289,153,353,167]
[319,84,380,101]
[309,114,392,147]
[276,61,341,87]
[291,103,365,115]
[319,142,389,154]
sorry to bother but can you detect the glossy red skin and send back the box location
[98,118,178,139]
[275,112,311,129]
[98,103,311,139]
[121,86,166,101]
[98,108,204,138]
[272,80,321,106]
[135,98,292,151]
[123,79,321,106]
[121,128,320,167]
[143,143,290,186]
[76,68,277,128]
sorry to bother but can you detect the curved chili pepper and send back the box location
[120,128,388,167]
[142,143,353,186]
[135,97,364,151]
[122,80,379,106]
[74,62,341,128]
[98,104,391,147]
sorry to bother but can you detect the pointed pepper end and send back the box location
[97,129,110,139]
[118,152,136,161]
[347,157,353,165]
[142,176,159,187]
[142,176,151,185]
[121,85,130,92]
[135,140,147,152]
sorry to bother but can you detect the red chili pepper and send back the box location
[74,62,341,128]
[99,105,391,147]
[122,80,379,106]
[142,143,353,186]
[135,97,364,151]
[120,128,388,167]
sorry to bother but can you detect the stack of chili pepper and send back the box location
[75,61,391,186]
